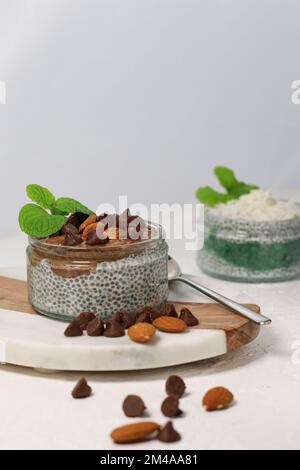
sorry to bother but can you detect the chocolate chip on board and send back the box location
[165,375,186,398]
[159,303,178,317]
[112,310,135,329]
[161,395,182,418]
[71,378,92,399]
[135,307,153,324]
[64,319,83,337]
[179,307,199,327]
[86,316,105,336]
[76,312,96,330]
[122,395,146,417]
[103,320,125,337]
[86,229,109,246]
[157,421,181,443]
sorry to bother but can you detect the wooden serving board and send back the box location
[0,276,262,371]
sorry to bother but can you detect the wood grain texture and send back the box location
[0,276,261,352]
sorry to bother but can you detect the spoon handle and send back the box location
[175,276,271,326]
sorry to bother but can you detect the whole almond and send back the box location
[128,323,156,343]
[111,421,160,444]
[79,214,98,233]
[152,316,187,333]
[82,222,99,240]
[202,386,234,411]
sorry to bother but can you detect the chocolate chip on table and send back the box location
[103,320,125,337]
[149,310,163,323]
[161,395,182,417]
[71,378,92,399]
[76,312,96,330]
[64,319,83,337]
[179,307,199,327]
[86,229,109,246]
[122,395,146,417]
[157,421,181,443]
[112,310,135,329]
[63,230,82,246]
[160,303,178,317]
[165,375,186,398]
[87,316,105,336]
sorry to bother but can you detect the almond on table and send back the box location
[111,422,160,444]
[202,386,234,411]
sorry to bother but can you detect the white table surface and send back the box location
[0,211,300,450]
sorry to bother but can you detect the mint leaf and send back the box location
[196,187,234,207]
[214,167,239,192]
[26,184,55,210]
[19,204,66,238]
[54,198,93,216]
[230,182,258,197]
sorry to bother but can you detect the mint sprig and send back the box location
[196,166,258,207]
[19,184,94,238]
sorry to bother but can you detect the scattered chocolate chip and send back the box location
[63,230,82,246]
[135,307,153,324]
[160,303,178,317]
[76,312,96,330]
[86,229,109,246]
[103,320,125,337]
[64,319,83,337]
[179,307,199,326]
[112,310,135,329]
[87,316,105,336]
[157,421,181,443]
[149,310,163,322]
[71,378,92,398]
[68,212,89,228]
[122,395,146,417]
[165,375,186,398]
[161,395,182,417]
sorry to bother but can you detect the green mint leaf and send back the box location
[54,197,94,216]
[26,184,55,210]
[214,166,239,192]
[230,182,258,198]
[196,186,233,207]
[19,204,66,238]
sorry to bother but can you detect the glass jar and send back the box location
[27,223,168,321]
[198,207,300,282]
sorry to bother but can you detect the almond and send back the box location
[82,222,99,240]
[128,323,156,343]
[111,421,160,444]
[152,316,187,333]
[202,386,234,411]
[79,214,98,233]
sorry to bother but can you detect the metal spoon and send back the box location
[168,256,271,326]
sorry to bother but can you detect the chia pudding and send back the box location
[27,218,168,321]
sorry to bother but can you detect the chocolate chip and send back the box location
[68,212,89,228]
[64,319,83,337]
[157,421,181,443]
[103,320,125,337]
[87,316,105,336]
[160,303,177,317]
[149,310,163,322]
[76,312,96,330]
[112,310,135,329]
[161,395,182,417]
[63,230,82,246]
[122,395,146,417]
[71,378,92,398]
[165,375,186,398]
[62,222,80,236]
[86,229,109,246]
[135,307,152,324]
[179,307,199,326]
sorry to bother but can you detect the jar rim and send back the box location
[29,221,165,255]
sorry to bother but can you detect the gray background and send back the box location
[0,0,299,236]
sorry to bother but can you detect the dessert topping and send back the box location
[157,421,181,443]
[179,307,199,326]
[75,312,96,330]
[160,303,178,317]
[86,316,105,336]
[161,395,182,417]
[111,310,135,329]
[64,319,83,337]
[103,320,125,337]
